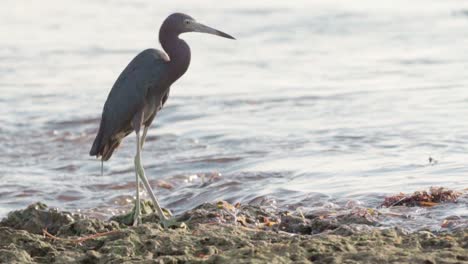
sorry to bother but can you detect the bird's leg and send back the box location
[133,125,149,226]
[132,126,148,226]
[132,168,142,226]
[134,130,176,228]
[140,125,149,149]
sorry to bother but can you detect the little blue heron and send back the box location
[90,13,235,227]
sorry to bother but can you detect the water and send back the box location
[1,0,467,230]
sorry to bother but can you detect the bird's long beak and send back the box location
[192,22,235,40]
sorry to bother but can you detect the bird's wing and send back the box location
[90,49,169,158]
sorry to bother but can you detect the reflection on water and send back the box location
[0,0,467,230]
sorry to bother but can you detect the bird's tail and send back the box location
[90,137,121,162]
[90,125,121,162]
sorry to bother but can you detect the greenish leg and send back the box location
[141,126,149,149]
[133,126,149,226]
[134,129,174,227]
[133,168,142,226]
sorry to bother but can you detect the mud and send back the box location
[0,202,467,263]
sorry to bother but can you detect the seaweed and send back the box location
[381,187,461,207]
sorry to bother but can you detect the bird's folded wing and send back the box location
[99,49,169,143]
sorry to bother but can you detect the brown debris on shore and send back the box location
[381,187,462,207]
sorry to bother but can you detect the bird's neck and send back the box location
[160,33,191,83]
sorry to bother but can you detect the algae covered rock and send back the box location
[0,202,466,263]
[57,217,120,237]
[0,202,75,235]
[177,202,280,228]
[0,202,120,237]
[0,247,33,263]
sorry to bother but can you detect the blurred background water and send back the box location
[1,0,467,230]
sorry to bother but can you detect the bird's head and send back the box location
[162,13,235,40]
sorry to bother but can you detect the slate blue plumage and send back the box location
[90,13,235,227]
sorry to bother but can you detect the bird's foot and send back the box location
[132,213,142,227]
[158,208,186,229]
[132,202,142,226]
[160,217,187,229]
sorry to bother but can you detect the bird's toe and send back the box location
[161,218,186,229]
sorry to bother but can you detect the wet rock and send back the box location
[0,247,33,263]
[110,200,171,226]
[0,202,466,263]
[57,218,120,237]
[199,245,219,256]
[177,202,233,226]
[0,226,56,256]
[0,202,75,235]
[330,224,374,236]
[78,250,102,263]
[177,202,280,229]
[278,214,311,234]
[55,251,85,263]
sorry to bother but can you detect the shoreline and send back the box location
[1,202,466,263]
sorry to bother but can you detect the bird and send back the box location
[89,13,235,227]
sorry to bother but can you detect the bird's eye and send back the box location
[184,20,190,25]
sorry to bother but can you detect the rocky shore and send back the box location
[0,201,466,263]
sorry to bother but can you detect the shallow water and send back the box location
[1,0,467,230]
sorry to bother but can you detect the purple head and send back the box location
[160,13,235,40]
